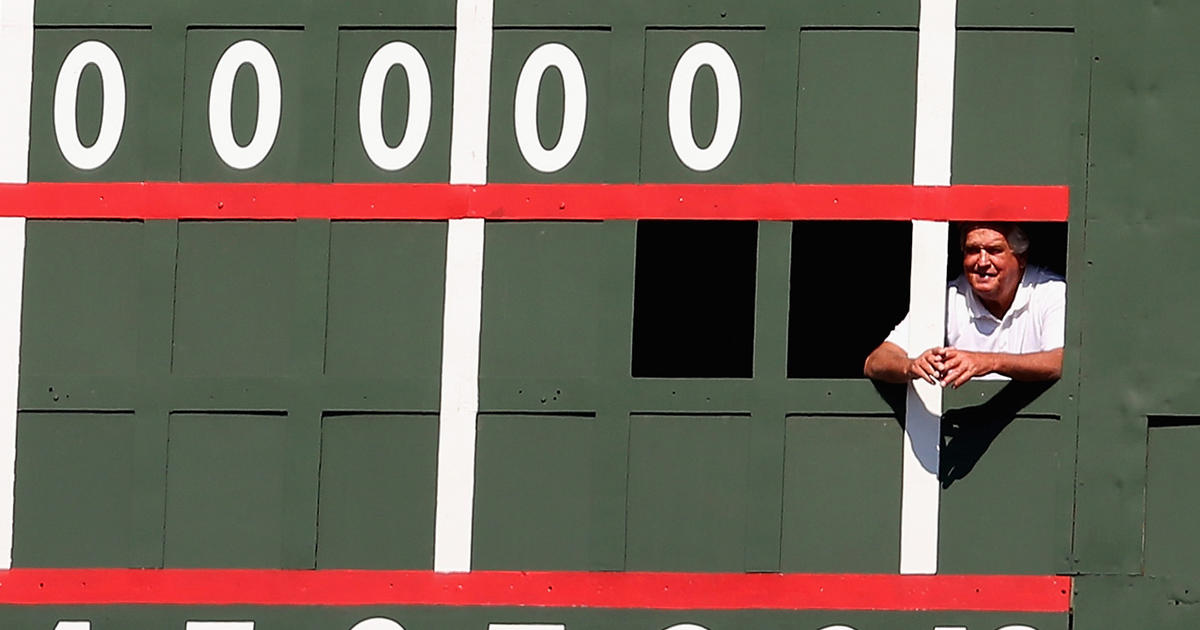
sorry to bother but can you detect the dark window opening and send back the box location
[631,220,757,378]
[946,222,1069,281]
[787,221,912,378]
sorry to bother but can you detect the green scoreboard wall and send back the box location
[0,0,1198,628]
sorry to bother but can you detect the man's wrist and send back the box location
[985,352,1003,376]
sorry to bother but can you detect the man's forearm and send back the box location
[988,348,1063,381]
[864,342,913,383]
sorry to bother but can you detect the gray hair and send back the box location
[959,222,1030,255]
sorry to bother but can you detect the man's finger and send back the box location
[912,361,936,385]
[941,368,958,387]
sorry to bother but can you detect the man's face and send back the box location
[962,227,1025,305]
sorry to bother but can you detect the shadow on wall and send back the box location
[873,380,1055,488]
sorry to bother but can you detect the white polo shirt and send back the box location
[885,265,1066,355]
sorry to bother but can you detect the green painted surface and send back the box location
[1144,420,1200,577]
[780,414,901,573]
[179,29,333,183]
[12,412,142,567]
[35,0,1200,626]
[29,29,160,182]
[332,29,454,183]
[473,414,595,570]
[952,30,1077,186]
[488,29,612,183]
[324,221,446,384]
[639,29,789,183]
[171,221,298,376]
[480,222,607,383]
[794,30,916,184]
[163,413,290,568]
[20,221,142,376]
[316,413,438,569]
[625,414,750,572]
[1074,575,1200,630]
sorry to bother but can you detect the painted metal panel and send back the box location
[794,29,917,184]
[479,222,607,384]
[28,28,158,182]
[639,29,788,183]
[332,29,454,183]
[939,410,1063,574]
[12,412,141,567]
[162,413,289,568]
[472,414,594,570]
[952,30,1077,185]
[316,413,438,569]
[171,221,298,377]
[487,29,612,183]
[780,414,902,572]
[179,29,330,182]
[625,414,751,572]
[324,221,446,385]
[20,220,141,377]
[1144,418,1200,577]
[1074,575,1200,630]
[3,0,1101,620]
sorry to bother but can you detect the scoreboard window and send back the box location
[631,220,757,378]
[788,221,912,379]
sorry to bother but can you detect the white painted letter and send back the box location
[54,40,125,170]
[667,41,740,172]
[208,39,281,170]
[489,625,565,630]
[513,42,586,173]
[55,622,90,630]
[664,625,709,630]
[359,41,432,171]
[995,626,1038,630]
[351,618,406,630]
[817,626,858,630]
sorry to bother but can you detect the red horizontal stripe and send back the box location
[0,569,1071,612]
[0,182,1068,221]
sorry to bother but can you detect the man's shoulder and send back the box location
[1023,265,1066,311]
[1024,265,1065,286]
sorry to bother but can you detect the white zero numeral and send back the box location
[359,41,432,171]
[513,42,587,173]
[667,41,740,172]
[53,40,125,170]
[208,39,281,170]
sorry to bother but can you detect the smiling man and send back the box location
[864,222,1065,388]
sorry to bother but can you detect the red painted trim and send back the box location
[0,569,1071,612]
[0,182,1068,221]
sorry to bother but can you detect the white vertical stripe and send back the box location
[433,218,485,573]
[0,0,33,185]
[449,0,492,186]
[434,0,492,573]
[0,0,32,570]
[900,0,956,576]
[912,0,957,188]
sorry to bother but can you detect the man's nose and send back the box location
[978,249,990,265]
